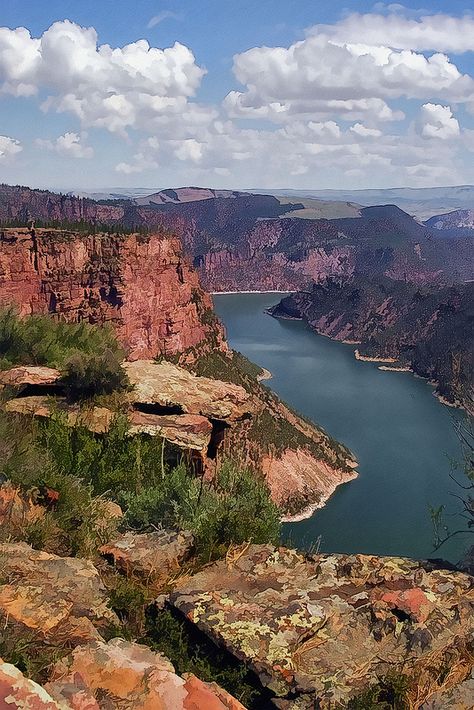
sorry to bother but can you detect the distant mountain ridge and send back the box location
[66,184,474,220]
[1,184,472,291]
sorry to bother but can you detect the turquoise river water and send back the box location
[213,292,469,564]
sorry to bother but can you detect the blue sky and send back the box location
[1,1,474,190]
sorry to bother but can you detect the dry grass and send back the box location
[406,638,473,709]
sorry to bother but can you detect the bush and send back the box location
[0,308,128,399]
[61,349,129,398]
[123,459,281,562]
[147,609,269,709]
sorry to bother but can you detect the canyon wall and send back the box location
[0,227,226,361]
[269,277,474,408]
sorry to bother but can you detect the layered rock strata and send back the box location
[0,227,226,361]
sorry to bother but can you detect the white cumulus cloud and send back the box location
[309,12,474,53]
[37,131,93,158]
[419,103,460,140]
[0,20,208,136]
[0,135,22,163]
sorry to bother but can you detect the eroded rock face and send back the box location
[46,638,246,709]
[124,360,254,422]
[100,530,194,579]
[169,545,474,708]
[0,542,117,646]
[0,228,227,362]
[261,448,357,520]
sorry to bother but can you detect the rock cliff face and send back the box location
[143,199,473,290]
[0,227,226,361]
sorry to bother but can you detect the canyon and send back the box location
[268,277,473,410]
[0,221,355,518]
[0,183,472,708]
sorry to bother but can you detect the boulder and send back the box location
[0,659,65,710]
[100,530,194,579]
[0,542,118,646]
[124,360,254,422]
[46,638,246,709]
[168,545,474,708]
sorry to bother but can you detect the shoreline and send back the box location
[354,349,398,364]
[281,469,358,523]
[257,367,272,382]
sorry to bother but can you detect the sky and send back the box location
[1,0,474,191]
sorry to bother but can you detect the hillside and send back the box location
[0,221,355,517]
[269,276,474,409]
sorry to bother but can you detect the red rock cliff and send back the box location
[0,228,226,360]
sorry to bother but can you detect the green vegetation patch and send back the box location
[0,308,128,398]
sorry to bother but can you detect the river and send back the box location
[213,292,469,564]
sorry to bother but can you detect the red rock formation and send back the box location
[0,228,226,361]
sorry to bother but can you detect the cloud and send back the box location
[228,36,474,127]
[350,123,383,137]
[173,138,204,163]
[37,131,93,158]
[0,20,207,135]
[115,137,159,173]
[147,11,181,29]
[419,103,460,140]
[0,135,22,163]
[309,12,474,53]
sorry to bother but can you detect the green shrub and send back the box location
[0,308,128,399]
[347,673,410,709]
[123,459,281,562]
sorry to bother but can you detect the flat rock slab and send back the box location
[46,638,246,709]
[169,545,474,708]
[125,359,254,421]
[129,410,213,451]
[0,365,61,388]
[100,530,194,579]
[0,542,117,645]
[4,397,212,450]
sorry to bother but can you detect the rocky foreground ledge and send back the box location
[0,535,472,709]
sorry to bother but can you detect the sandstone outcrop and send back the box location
[168,545,474,708]
[124,360,254,422]
[0,227,226,361]
[0,660,65,710]
[100,530,194,579]
[0,542,117,646]
[0,365,62,389]
[1,354,357,516]
[45,638,246,709]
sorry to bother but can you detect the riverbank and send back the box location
[213,292,467,563]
